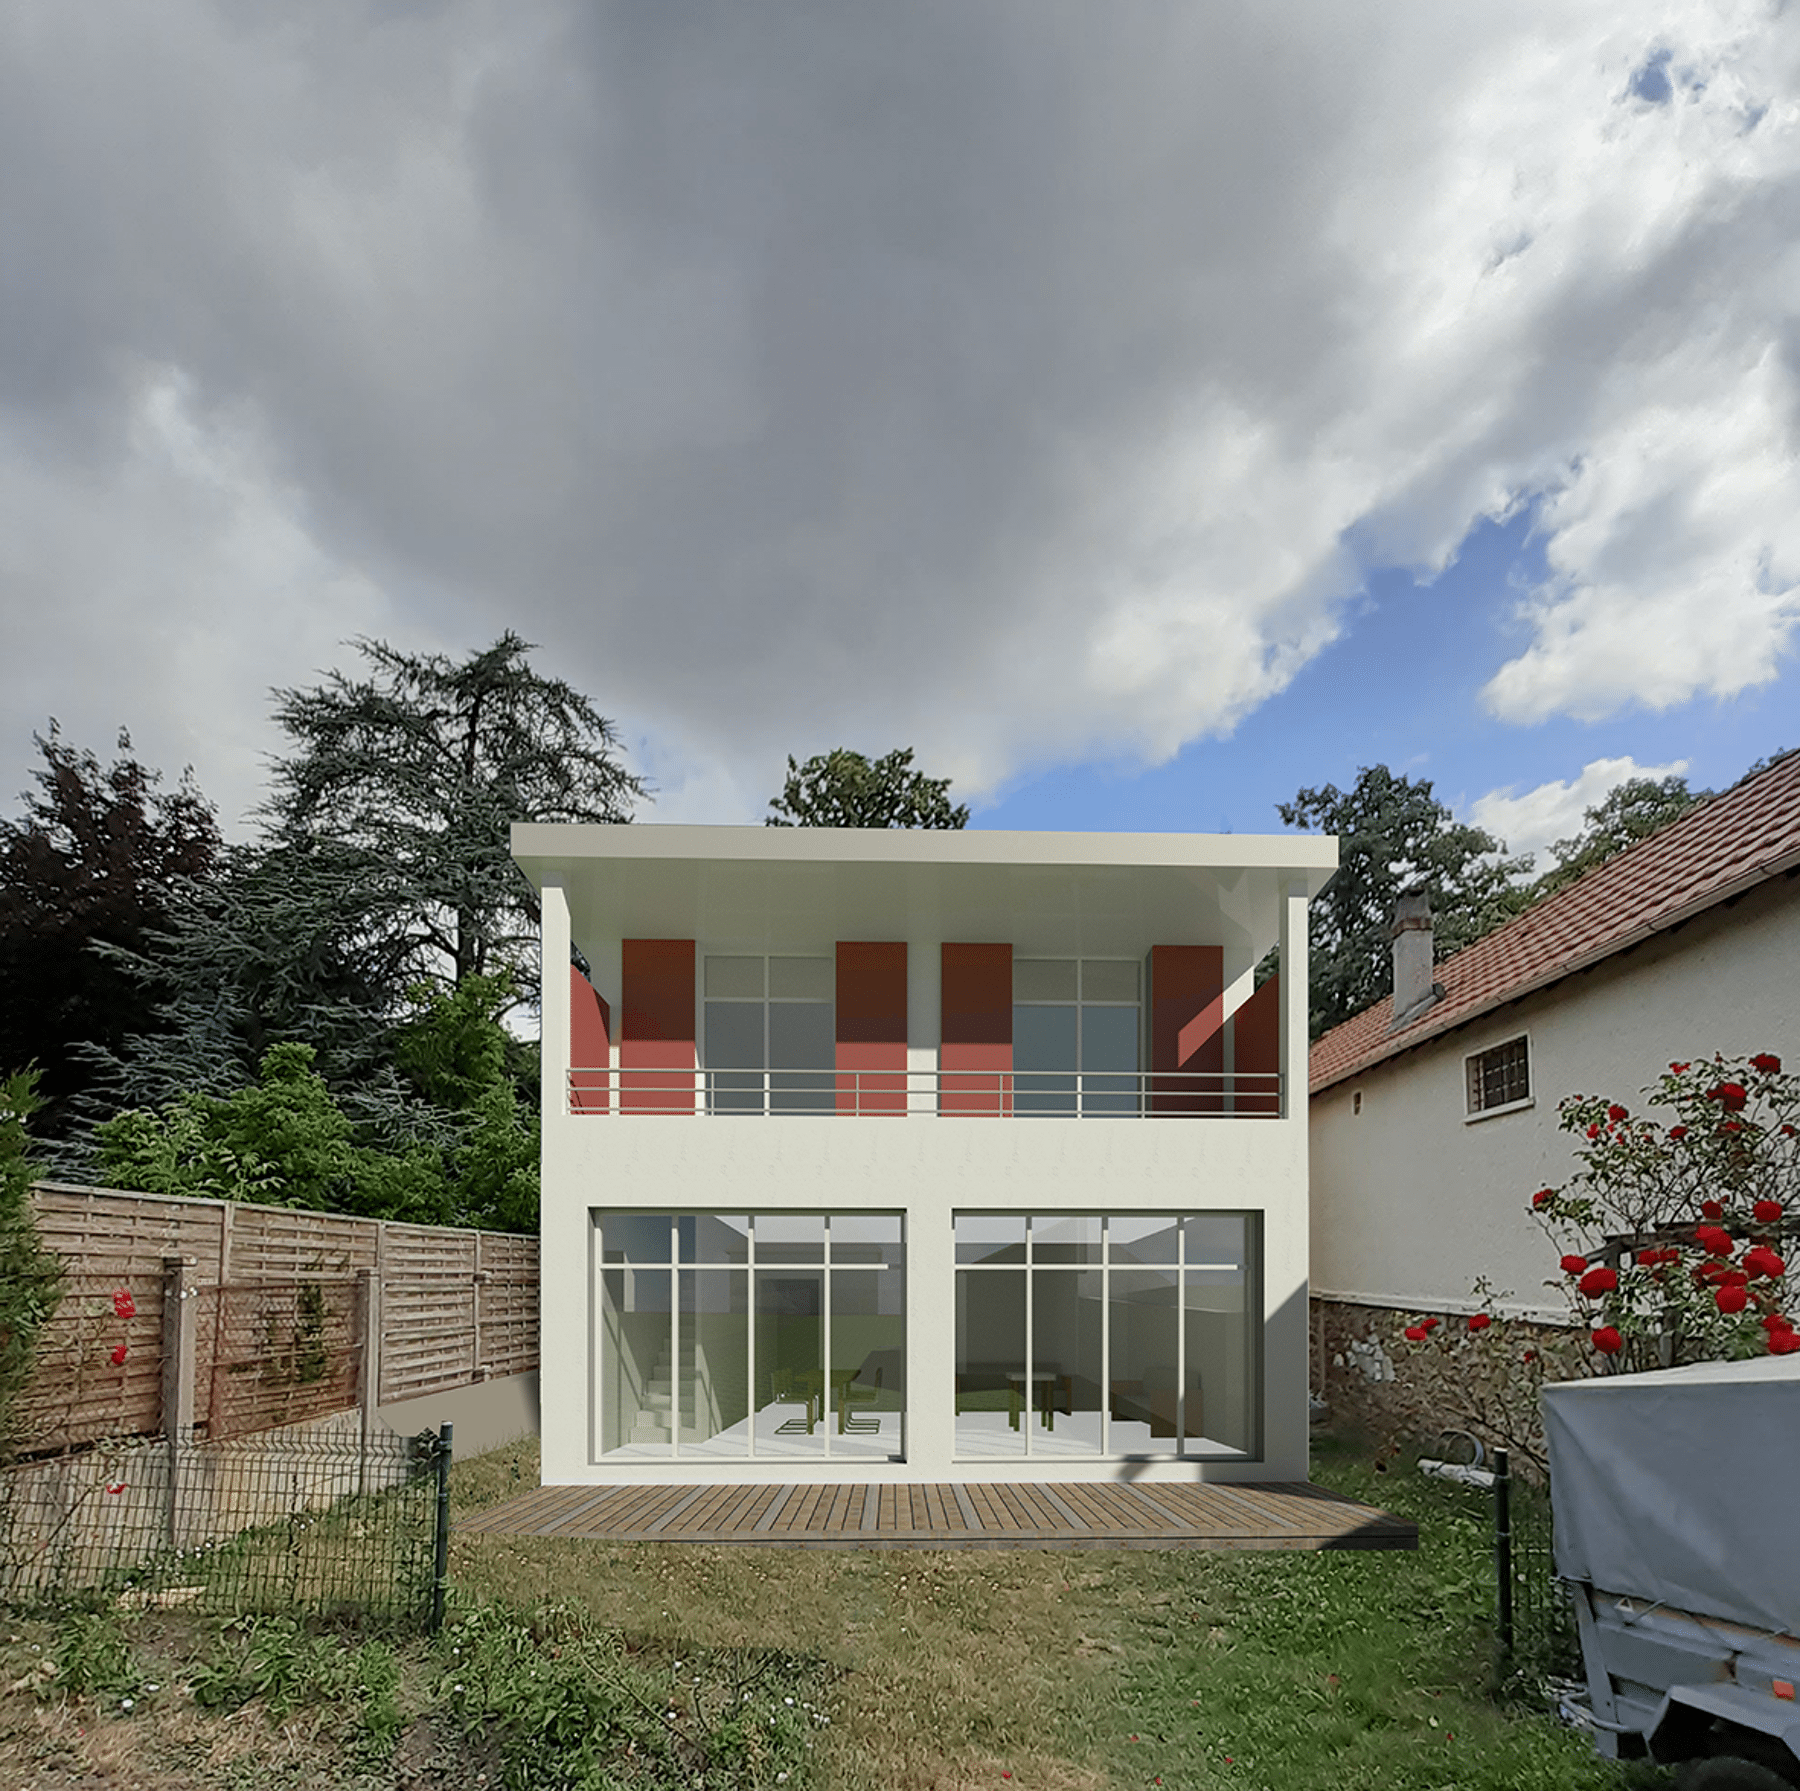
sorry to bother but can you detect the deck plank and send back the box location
[459,1478,1415,1551]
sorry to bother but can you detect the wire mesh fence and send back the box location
[1491,1452,1582,1700]
[0,1421,448,1628]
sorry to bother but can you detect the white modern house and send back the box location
[1309,749,1800,1360]
[512,822,1337,1487]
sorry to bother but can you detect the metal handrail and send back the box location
[564,1065,1284,1117]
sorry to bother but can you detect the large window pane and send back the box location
[1081,960,1140,1003]
[756,1213,824,1262]
[955,1214,1024,1265]
[769,957,834,1000]
[680,1270,749,1456]
[599,1215,673,1264]
[1031,1213,1101,1263]
[1109,1216,1177,1264]
[1014,1005,1078,1114]
[1014,959,1078,1002]
[830,1269,903,1459]
[1185,1267,1253,1454]
[755,1270,825,1456]
[830,1213,902,1266]
[1081,1006,1140,1115]
[769,1002,834,1113]
[705,956,765,999]
[955,1269,1025,1456]
[679,1214,750,1264]
[704,1002,765,1114]
[599,1268,671,1456]
[1108,1269,1180,1456]
[1032,1270,1102,1454]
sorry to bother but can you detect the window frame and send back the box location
[1463,1032,1534,1122]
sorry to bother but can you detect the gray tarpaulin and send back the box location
[1541,1354,1800,1637]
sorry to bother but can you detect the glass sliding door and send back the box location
[597,1211,904,1461]
[1012,959,1143,1115]
[703,956,835,1114]
[953,1211,1258,1460]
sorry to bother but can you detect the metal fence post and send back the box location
[1494,1446,1514,1672]
[429,1420,453,1635]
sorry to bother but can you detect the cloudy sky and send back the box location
[2,1,1796,868]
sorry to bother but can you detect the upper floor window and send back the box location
[1465,1036,1530,1116]
[1013,958,1142,1115]
[704,956,834,1113]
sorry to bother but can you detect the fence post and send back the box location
[357,1270,381,1497]
[1494,1446,1514,1676]
[429,1420,453,1635]
[161,1256,196,1552]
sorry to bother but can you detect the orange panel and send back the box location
[941,943,1012,1116]
[1150,946,1224,1115]
[837,943,907,1115]
[569,965,612,1114]
[621,940,694,1112]
[1229,973,1281,1115]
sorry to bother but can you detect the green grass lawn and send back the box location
[0,1433,1674,1790]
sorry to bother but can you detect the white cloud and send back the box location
[0,1,1797,817]
[1468,755,1690,865]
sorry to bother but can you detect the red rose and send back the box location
[1754,1199,1784,1223]
[1784,1125,1798,1138]
[112,1289,136,1320]
[1578,1266,1618,1297]
[1522,1349,1538,1364]
[1743,1246,1787,1280]
[1716,1284,1750,1315]
[1760,1312,1791,1332]
[1701,1199,1724,1220]
[1404,1324,1427,1342]
[1751,1053,1782,1072]
[1560,1254,1589,1274]
[1586,1123,1602,1140]
[1708,1082,1748,1111]
[1532,1188,1555,1209]
[1468,1312,1492,1331]
[1722,1120,1744,1134]
[1421,1315,1440,1331]
[1607,1104,1628,1122]
[1669,1126,1689,1140]
[1591,1327,1623,1355]
[109,1344,128,1367]
[1670,1062,1690,1074]
[1696,1225,1735,1256]
[106,1482,126,1496]
[1769,1330,1800,1356]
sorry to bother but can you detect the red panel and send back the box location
[940,943,1012,1116]
[621,939,695,1112]
[837,942,907,1115]
[1229,973,1281,1115]
[1150,946,1224,1115]
[569,965,612,1114]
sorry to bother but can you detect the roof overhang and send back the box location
[511,823,1337,959]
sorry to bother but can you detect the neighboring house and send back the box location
[1308,749,1800,1412]
[510,822,1336,1488]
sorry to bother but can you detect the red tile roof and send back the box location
[1309,750,1800,1094]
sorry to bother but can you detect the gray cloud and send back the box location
[1,1,1797,829]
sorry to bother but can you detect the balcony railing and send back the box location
[565,1066,1284,1118]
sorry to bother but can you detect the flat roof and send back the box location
[512,823,1336,959]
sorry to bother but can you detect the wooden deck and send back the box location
[458,1479,1416,1551]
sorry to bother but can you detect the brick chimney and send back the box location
[1388,885,1442,1030]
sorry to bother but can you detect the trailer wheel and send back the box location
[1681,1755,1800,1791]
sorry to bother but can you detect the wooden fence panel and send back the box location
[18,1185,539,1453]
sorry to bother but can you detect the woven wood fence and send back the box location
[14,1184,538,1454]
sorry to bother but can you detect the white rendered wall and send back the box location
[537,890,1315,1487]
[1310,877,1800,1323]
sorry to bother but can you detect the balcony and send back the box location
[566,1065,1285,1118]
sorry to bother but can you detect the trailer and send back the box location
[1543,1354,1800,1788]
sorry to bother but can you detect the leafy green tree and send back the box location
[97,1043,455,1225]
[1532,774,1704,898]
[0,1068,63,1449]
[0,725,220,1138]
[766,747,969,828]
[1278,766,1531,1038]
[260,631,647,995]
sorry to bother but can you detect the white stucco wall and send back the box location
[1310,875,1800,1323]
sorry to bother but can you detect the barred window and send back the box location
[1466,1037,1530,1114]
